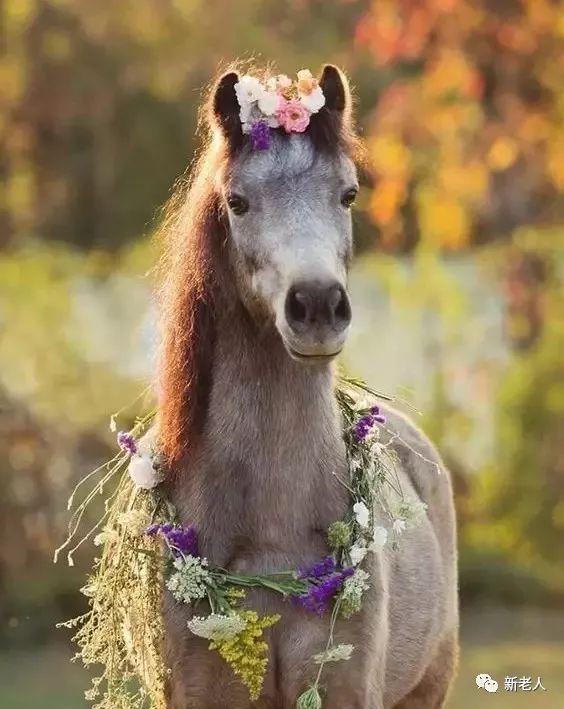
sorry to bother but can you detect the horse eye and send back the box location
[341,187,358,208]
[227,194,249,216]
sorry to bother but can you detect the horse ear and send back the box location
[319,64,351,117]
[211,71,242,145]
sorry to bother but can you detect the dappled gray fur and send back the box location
[163,132,458,707]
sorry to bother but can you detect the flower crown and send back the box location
[234,70,326,150]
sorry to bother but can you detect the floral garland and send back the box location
[234,70,326,150]
[55,377,433,709]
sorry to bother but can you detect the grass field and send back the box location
[1,608,562,708]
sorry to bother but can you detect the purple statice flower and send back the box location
[297,556,337,581]
[146,523,199,558]
[370,405,387,424]
[353,406,387,442]
[250,120,271,150]
[292,567,354,616]
[117,431,137,455]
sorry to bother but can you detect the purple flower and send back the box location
[117,431,137,455]
[292,567,354,616]
[353,407,386,442]
[370,405,387,424]
[250,120,271,150]
[297,556,337,580]
[146,523,199,558]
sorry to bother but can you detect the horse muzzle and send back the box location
[280,279,351,362]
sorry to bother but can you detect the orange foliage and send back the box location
[356,0,564,250]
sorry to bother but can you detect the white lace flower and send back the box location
[166,555,211,604]
[368,525,388,552]
[340,568,370,618]
[188,613,246,642]
[313,643,354,664]
[128,453,162,489]
[350,542,367,566]
[299,85,325,113]
[353,501,370,528]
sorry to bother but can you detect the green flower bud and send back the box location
[327,521,351,550]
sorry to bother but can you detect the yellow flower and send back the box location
[209,610,280,701]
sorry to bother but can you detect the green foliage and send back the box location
[462,229,564,593]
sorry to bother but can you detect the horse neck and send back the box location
[187,302,348,559]
[206,303,341,468]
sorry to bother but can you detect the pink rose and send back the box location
[276,97,311,133]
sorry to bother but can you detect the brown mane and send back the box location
[156,127,229,470]
[156,69,360,471]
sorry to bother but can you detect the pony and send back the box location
[156,64,458,709]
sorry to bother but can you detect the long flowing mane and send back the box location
[156,68,361,470]
[156,127,228,469]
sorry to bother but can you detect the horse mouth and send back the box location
[287,346,343,362]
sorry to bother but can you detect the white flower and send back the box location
[340,569,370,618]
[353,501,370,528]
[240,103,280,133]
[188,613,246,642]
[393,518,407,535]
[166,555,211,605]
[234,74,263,107]
[299,85,325,113]
[313,643,354,664]
[257,89,279,116]
[368,525,388,552]
[128,453,162,489]
[239,102,253,124]
[350,542,367,566]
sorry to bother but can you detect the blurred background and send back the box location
[1,1,563,706]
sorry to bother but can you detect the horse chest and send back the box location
[174,442,348,568]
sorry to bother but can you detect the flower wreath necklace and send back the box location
[55,376,437,709]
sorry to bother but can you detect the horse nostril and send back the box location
[285,286,309,328]
[285,281,351,334]
[332,285,351,328]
